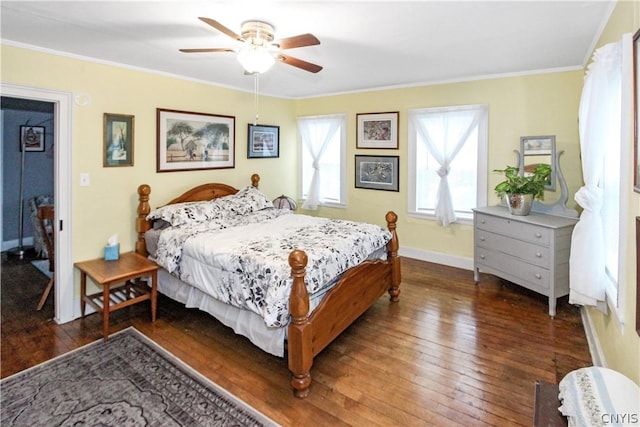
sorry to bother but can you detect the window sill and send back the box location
[407,211,473,226]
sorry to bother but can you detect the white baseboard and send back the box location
[580,306,606,367]
[399,246,474,271]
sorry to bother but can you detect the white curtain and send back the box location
[298,115,341,210]
[410,107,485,226]
[569,40,622,308]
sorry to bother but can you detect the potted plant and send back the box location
[494,163,551,215]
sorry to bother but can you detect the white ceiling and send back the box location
[1,1,615,99]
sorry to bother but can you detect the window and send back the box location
[297,114,347,209]
[602,34,632,319]
[569,34,631,324]
[408,104,488,225]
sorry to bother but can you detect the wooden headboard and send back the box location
[135,173,261,256]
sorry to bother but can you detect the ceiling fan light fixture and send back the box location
[237,44,275,74]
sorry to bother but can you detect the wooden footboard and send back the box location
[288,211,401,398]
[135,177,400,399]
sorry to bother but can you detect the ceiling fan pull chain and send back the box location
[254,72,260,125]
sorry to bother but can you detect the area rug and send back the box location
[30,259,52,279]
[0,327,278,427]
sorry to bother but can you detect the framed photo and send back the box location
[103,113,134,167]
[356,112,399,149]
[247,124,279,158]
[20,125,45,152]
[634,29,640,193]
[355,155,399,191]
[157,108,235,172]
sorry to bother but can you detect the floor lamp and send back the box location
[8,133,32,259]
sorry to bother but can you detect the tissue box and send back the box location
[104,244,120,261]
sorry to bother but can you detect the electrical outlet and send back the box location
[79,173,90,187]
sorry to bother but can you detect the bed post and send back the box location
[251,173,260,188]
[287,249,313,399]
[136,184,151,256]
[386,211,401,302]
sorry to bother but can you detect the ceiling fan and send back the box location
[180,17,323,74]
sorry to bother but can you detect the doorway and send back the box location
[1,83,73,323]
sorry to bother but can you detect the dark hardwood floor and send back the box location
[1,251,592,426]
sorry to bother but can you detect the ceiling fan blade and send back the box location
[198,17,243,42]
[179,48,236,53]
[274,33,320,50]
[277,53,323,73]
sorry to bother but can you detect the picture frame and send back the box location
[20,125,45,152]
[356,112,399,149]
[103,113,134,167]
[247,124,279,158]
[355,155,399,191]
[157,108,235,172]
[634,29,640,193]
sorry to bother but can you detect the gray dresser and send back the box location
[473,206,578,317]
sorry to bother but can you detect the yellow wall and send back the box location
[2,45,298,260]
[3,43,584,265]
[4,6,637,384]
[580,0,640,385]
[295,72,584,261]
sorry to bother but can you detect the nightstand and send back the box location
[75,251,159,340]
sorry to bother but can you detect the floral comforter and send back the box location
[151,209,392,327]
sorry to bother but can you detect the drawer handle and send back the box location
[535,273,542,279]
[480,236,485,241]
[535,252,542,258]
[480,219,486,224]
[480,254,485,259]
[535,232,542,238]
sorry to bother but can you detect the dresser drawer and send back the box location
[475,213,550,246]
[475,249,550,290]
[475,230,550,268]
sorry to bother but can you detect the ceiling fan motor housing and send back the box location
[241,21,275,46]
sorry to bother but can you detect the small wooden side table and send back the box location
[75,251,159,340]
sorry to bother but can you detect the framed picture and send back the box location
[355,155,400,191]
[103,113,134,167]
[157,108,235,172]
[247,124,279,158]
[20,125,45,152]
[356,112,399,149]
[634,29,640,193]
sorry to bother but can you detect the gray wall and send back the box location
[2,105,54,244]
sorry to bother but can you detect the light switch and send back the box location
[79,173,90,187]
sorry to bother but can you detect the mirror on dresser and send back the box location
[520,135,557,191]
[514,135,578,219]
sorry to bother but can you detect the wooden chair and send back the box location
[36,205,55,310]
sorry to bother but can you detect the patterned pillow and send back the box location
[213,186,273,216]
[146,201,223,227]
[146,186,273,227]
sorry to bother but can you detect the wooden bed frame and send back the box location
[135,174,401,398]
